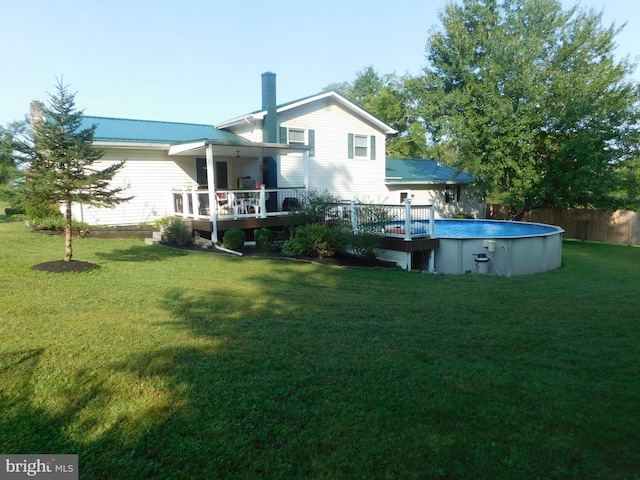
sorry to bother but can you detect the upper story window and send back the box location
[348,133,376,160]
[279,126,315,156]
[288,128,305,144]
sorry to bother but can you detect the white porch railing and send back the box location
[171,185,306,220]
[170,187,435,239]
[326,199,436,239]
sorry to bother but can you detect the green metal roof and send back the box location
[81,116,249,144]
[386,158,476,184]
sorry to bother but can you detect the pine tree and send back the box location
[21,80,131,261]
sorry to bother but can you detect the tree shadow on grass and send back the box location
[94,244,189,263]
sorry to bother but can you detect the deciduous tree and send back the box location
[418,0,640,218]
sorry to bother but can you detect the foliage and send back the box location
[25,202,61,220]
[346,232,379,260]
[152,216,173,231]
[12,80,132,260]
[0,121,30,184]
[282,223,347,259]
[418,0,640,219]
[222,228,246,250]
[287,189,341,228]
[31,215,90,233]
[254,228,278,251]
[1,219,639,479]
[160,219,193,246]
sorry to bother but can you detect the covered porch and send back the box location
[167,138,309,242]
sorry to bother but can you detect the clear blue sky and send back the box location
[1,0,638,127]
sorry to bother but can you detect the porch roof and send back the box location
[167,139,309,158]
[81,116,246,144]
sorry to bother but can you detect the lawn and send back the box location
[1,214,639,479]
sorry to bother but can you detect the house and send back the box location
[385,158,481,218]
[55,72,479,242]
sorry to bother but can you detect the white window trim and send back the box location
[286,126,307,144]
[349,133,376,160]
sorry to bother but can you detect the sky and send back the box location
[1,0,639,128]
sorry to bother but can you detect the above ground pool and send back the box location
[379,219,565,276]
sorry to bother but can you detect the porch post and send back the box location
[181,187,189,218]
[205,143,219,242]
[259,184,267,219]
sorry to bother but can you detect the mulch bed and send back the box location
[32,260,101,273]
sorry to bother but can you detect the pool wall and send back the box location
[434,233,563,275]
[374,219,564,275]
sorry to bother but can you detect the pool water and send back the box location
[385,219,559,238]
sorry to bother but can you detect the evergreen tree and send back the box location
[18,80,131,261]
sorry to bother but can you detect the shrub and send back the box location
[161,219,193,246]
[26,203,61,221]
[223,229,246,250]
[287,189,341,228]
[153,216,173,231]
[348,232,379,260]
[282,224,347,259]
[4,207,26,217]
[31,215,90,233]
[255,228,278,251]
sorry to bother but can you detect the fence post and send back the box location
[430,203,436,238]
[351,199,358,233]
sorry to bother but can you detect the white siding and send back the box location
[224,120,262,142]
[69,148,195,225]
[277,99,389,202]
[385,184,485,219]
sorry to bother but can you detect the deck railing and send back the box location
[171,187,435,239]
[171,185,307,220]
[327,199,436,239]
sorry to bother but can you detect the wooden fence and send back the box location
[486,205,640,245]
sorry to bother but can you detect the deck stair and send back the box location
[144,231,162,245]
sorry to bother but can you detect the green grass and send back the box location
[1,211,639,479]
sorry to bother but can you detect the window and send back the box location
[288,128,305,144]
[279,126,315,156]
[348,133,376,160]
[354,135,368,157]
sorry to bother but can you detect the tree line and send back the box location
[324,0,639,218]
